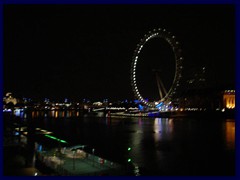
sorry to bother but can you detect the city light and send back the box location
[3,4,235,176]
[44,134,67,144]
[223,90,235,109]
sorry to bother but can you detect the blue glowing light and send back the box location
[134,99,140,103]
[138,104,144,111]
[156,102,163,108]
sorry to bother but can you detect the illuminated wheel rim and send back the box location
[130,28,183,107]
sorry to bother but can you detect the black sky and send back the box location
[4,4,235,102]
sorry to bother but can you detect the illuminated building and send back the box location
[223,90,235,109]
[3,92,17,105]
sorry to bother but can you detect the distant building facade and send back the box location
[3,92,17,106]
[223,90,235,109]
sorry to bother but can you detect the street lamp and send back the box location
[92,148,95,166]
[72,149,76,170]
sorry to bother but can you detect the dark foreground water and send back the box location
[28,112,235,176]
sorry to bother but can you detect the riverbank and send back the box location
[108,109,235,119]
[35,146,125,176]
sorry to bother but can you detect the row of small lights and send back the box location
[224,90,235,93]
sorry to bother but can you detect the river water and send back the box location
[23,111,235,176]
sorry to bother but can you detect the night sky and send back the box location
[4,4,235,102]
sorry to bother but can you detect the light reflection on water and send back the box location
[153,118,174,142]
[225,119,235,150]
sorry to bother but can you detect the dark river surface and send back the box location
[26,111,235,176]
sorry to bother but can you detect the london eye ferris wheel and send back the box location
[130,28,183,108]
